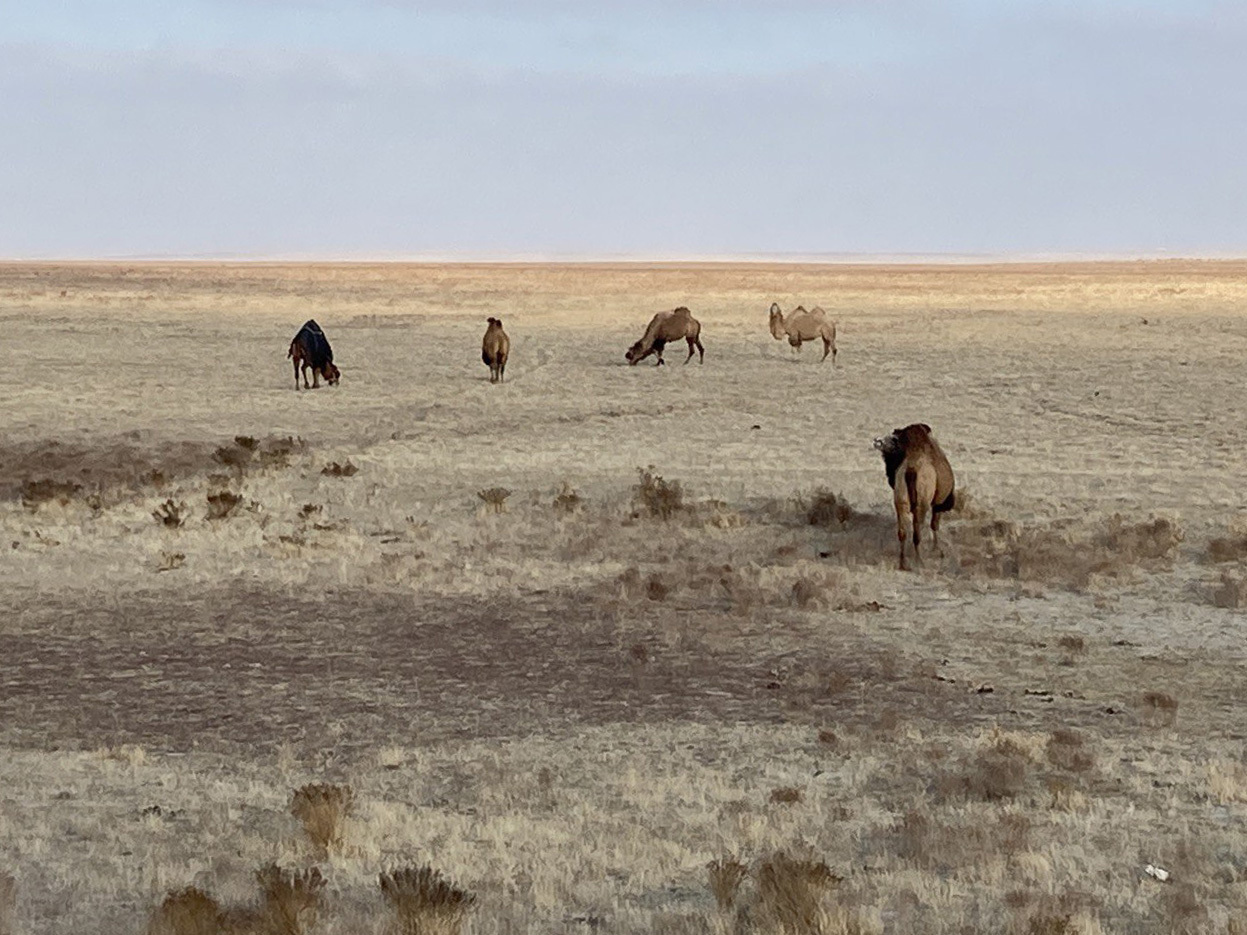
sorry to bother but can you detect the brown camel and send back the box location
[625,307,704,366]
[769,303,837,363]
[482,317,510,383]
[873,423,955,570]
[288,319,340,390]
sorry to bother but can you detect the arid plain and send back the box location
[2,261,1246,934]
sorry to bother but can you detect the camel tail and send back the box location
[935,489,956,513]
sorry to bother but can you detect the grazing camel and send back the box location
[625,307,705,366]
[482,317,510,383]
[769,303,837,363]
[873,423,955,570]
[288,320,340,390]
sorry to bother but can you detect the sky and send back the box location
[2,1,1245,258]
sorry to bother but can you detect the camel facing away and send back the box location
[482,317,510,383]
[874,423,955,570]
[769,303,837,363]
[625,307,704,366]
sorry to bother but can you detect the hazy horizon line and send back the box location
[5,250,1247,266]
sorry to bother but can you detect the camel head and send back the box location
[323,363,341,386]
[625,341,644,364]
[875,423,932,455]
[768,302,786,340]
[486,316,501,328]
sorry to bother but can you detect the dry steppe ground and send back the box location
[1,260,1247,934]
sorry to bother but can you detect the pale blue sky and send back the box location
[2,1,1244,257]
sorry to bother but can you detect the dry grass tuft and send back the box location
[1162,883,1208,935]
[789,576,824,609]
[706,858,748,910]
[0,873,15,935]
[156,551,186,573]
[1141,691,1179,727]
[257,436,303,469]
[476,487,511,513]
[634,466,684,520]
[1045,777,1088,812]
[20,478,82,509]
[146,886,222,935]
[895,808,1032,873]
[552,482,583,514]
[1212,572,1247,609]
[214,441,253,471]
[1056,635,1086,654]
[1206,758,1247,803]
[755,853,842,934]
[206,491,244,521]
[1207,532,1247,563]
[943,740,1031,801]
[646,574,671,602]
[804,489,859,528]
[1046,729,1095,773]
[290,783,355,856]
[321,461,358,477]
[955,513,1183,589]
[254,864,325,935]
[379,866,476,935]
[152,499,188,528]
[769,786,804,805]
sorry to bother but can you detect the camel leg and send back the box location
[696,336,704,363]
[302,363,312,390]
[894,490,911,571]
[821,337,831,362]
[911,501,929,567]
[932,510,944,557]
[311,366,320,389]
[684,337,695,364]
[293,357,301,390]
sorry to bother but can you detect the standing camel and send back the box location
[769,303,837,363]
[482,317,510,383]
[874,423,956,570]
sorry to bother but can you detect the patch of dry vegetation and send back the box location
[1211,572,1247,609]
[0,873,15,935]
[633,466,684,520]
[320,461,358,477]
[289,783,354,857]
[379,866,475,935]
[147,887,222,935]
[552,482,583,515]
[754,853,844,935]
[476,487,511,513]
[152,499,188,528]
[19,478,82,510]
[206,490,244,520]
[706,859,748,911]
[253,864,325,935]
[802,489,861,528]
[953,512,1183,589]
